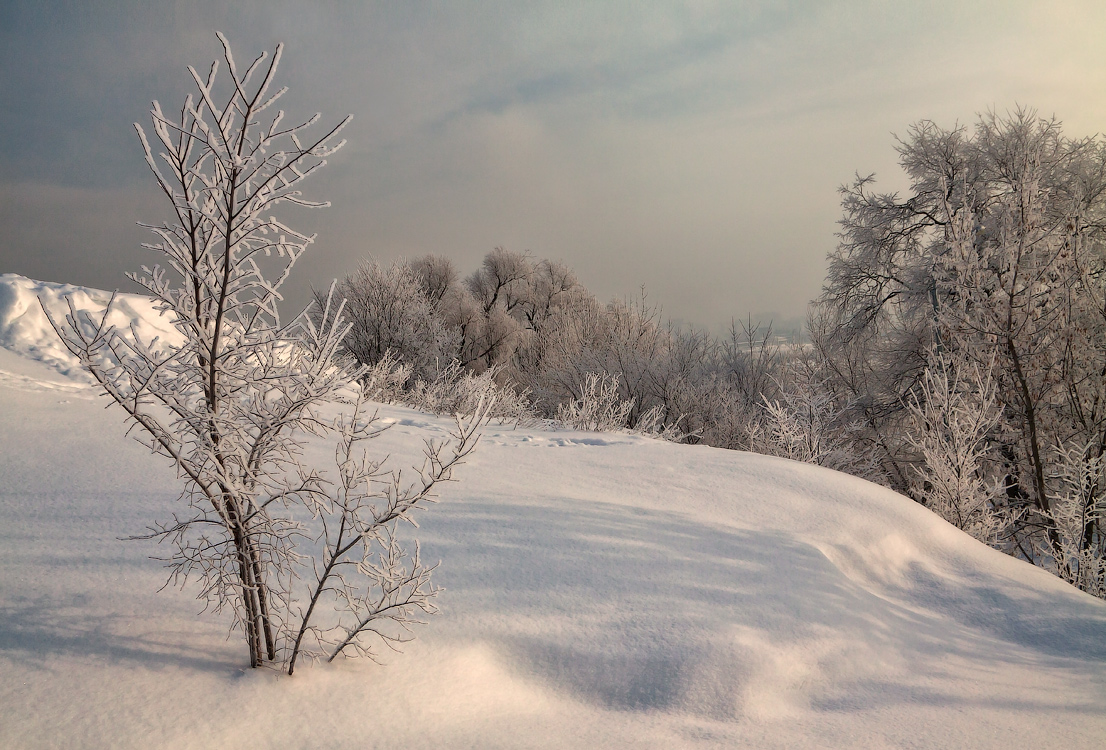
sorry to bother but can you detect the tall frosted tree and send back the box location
[816,108,1106,593]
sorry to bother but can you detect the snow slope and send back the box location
[0,273,182,383]
[1,275,1104,748]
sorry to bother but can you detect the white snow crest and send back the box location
[0,273,182,380]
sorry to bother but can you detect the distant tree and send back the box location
[520,259,581,331]
[408,253,458,305]
[334,247,800,448]
[466,247,533,316]
[316,258,453,383]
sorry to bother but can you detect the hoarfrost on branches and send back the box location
[906,354,1010,545]
[45,33,488,672]
[814,107,1106,596]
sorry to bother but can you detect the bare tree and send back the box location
[46,33,486,671]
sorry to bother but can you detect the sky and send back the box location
[2,1,1105,331]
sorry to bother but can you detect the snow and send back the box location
[1,274,1104,748]
[0,273,182,382]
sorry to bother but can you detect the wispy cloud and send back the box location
[2,0,1105,326]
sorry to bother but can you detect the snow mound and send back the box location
[1,279,1104,748]
[0,273,181,381]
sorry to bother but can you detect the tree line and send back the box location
[329,109,1106,600]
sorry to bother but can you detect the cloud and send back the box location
[3,0,1106,326]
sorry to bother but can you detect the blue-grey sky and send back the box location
[2,1,1105,329]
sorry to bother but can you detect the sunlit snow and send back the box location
[1,274,1103,748]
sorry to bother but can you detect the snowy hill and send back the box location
[1,274,1104,749]
[0,273,182,383]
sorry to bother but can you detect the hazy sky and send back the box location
[2,1,1105,329]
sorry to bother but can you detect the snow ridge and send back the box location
[0,273,181,381]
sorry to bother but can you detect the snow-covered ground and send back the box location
[2,273,1104,748]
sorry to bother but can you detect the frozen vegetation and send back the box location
[3,32,1105,748]
[2,273,1105,747]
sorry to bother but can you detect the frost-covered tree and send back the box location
[905,354,1009,544]
[816,107,1106,595]
[47,34,487,671]
[314,258,454,383]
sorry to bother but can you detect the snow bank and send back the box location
[0,273,181,381]
[1,279,1104,749]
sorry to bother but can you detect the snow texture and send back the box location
[1,275,1104,748]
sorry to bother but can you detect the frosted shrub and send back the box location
[358,351,413,403]
[557,372,634,432]
[633,403,687,442]
[385,361,533,425]
[905,356,1009,545]
[48,34,487,673]
[1047,442,1106,598]
[757,380,879,479]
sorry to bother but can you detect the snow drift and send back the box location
[1,274,1104,749]
[0,273,181,382]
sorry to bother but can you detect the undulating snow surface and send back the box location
[2,274,1104,748]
